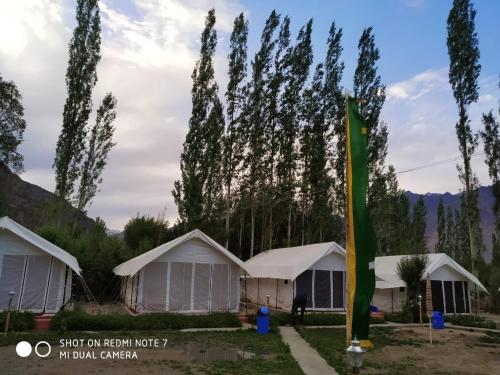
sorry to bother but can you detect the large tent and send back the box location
[373,253,487,314]
[114,229,246,314]
[243,242,346,311]
[0,216,81,313]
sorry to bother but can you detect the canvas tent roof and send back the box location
[0,216,81,275]
[244,241,346,281]
[113,229,246,277]
[375,253,487,292]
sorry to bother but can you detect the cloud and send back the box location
[1,0,245,230]
[383,68,498,194]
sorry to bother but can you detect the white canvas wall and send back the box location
[123,238,242,314]
[372,288,405,313]
[0,230,73,313]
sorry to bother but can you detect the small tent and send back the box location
[0,217,81,313]
[244,242,346,311]
[113,229,246,314]
[373,253,487,314]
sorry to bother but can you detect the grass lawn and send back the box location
[1,329,303,375]
[297,326,500,375]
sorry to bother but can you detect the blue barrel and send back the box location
[256,306,270,334]
[431,311,444,329]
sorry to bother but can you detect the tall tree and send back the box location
[447,0,482,278]
[300,64,330,243]
[243,10,280,257]
[0,74,26,173]
[410,195,427,254]
[445,205,456,257]
[480,85,500,303]
[353,27,387,187]
[277,19,313,247]
[54,0,101,200]
[76,93,117,211]
[223,13,248,249]
[436,197,446,253]
[173,9,221,230]
[324,22,345,216]
[263,14,291,250]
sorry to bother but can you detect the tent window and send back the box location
[431,280,444,313]
[0,255,26,310]
[443,281,454,314]
[211,264,229,311]
[142,262,167,312]
[20,256,51,312]
[463,282,470,313]
[193,263,210,311]
[314,270,331,309]
[296,270,313,308]
[45,260,66,313]
[453,281,465,314]
[169,262,193,311]
[332,271,344,309]
[229,264,239,312]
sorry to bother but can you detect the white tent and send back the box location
[373,253,487,314]
[114,229,246,314]
[244,242,346,311]
[0,216,81,313]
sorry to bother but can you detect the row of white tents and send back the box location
[0,216,487,315]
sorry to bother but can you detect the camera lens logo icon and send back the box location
[16,341,51,358]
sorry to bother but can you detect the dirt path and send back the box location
[363,326,500,375]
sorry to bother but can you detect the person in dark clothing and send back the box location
[291,293,307,325]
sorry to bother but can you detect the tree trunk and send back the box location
[225,185,231,249]
[250,194,256,258]
[287,203,292,248]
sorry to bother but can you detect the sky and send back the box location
[0,0,498,230]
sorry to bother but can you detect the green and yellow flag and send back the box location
[346,97,377,347]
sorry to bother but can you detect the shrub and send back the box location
[50,310,241,331]
[447,314,496,329]
[0,311,35,331]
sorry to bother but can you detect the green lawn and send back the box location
[296,326,427,375]
[1,329,303,375]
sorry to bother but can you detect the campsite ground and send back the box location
[0,330,303,375]
[297,325,500,375]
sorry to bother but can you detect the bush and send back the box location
[50,310,241,331]
[447,315,496,329]
[0,311,35,331]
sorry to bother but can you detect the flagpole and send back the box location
[344,89,351,347]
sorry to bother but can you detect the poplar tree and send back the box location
[300,64,330,243]
[353,27,387,186]
[263,14,290,250]
[0,74,26,173]
[223,13,248,248]
[480,89,500,300]
[54,0,101,200]
[173,9,220,229]
[447,0,482,277]
[436,197,446,253]
[445,206,456,257]
[277,19,313,247]
[410,195,427,254]
[244,10,279,257]
[76,93,117,211]
[324,22,345,216]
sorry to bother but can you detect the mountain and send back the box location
[406,186,495,261]
[0,163,94,232]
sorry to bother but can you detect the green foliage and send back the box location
[37,222,132,301]
[76,93,117,211]
[173,9,224,231]
[50,310,241,331]
[54,0,101,200]
[410,196,427,254]
[447,0,482,278]
[123,214,170,255]
[446,314,496,329]
[0,74,26,173]
[397,255,428,321]
[0,311,35,332]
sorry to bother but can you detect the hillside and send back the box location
[0,163,94,232]
[406,186,495,261]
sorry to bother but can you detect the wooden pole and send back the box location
[344,89,351,347]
